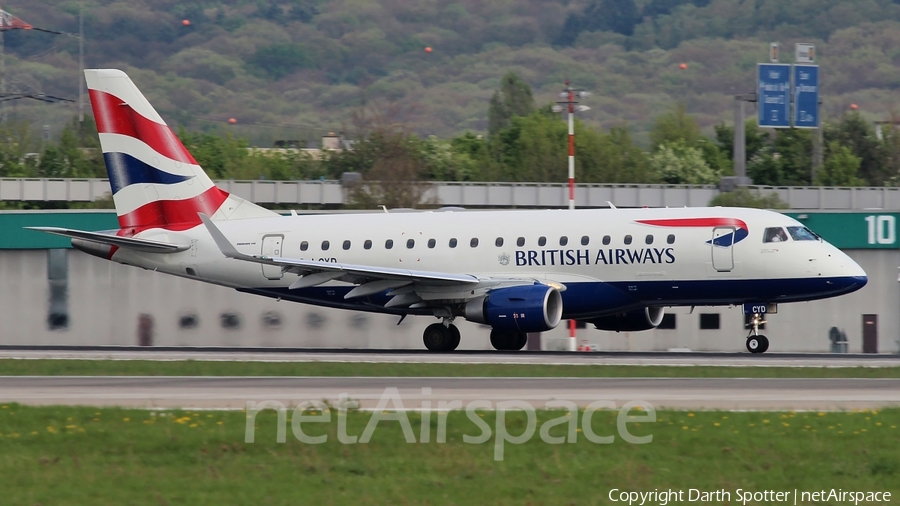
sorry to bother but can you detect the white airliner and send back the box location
[31,70,867,353]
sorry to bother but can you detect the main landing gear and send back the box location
[422,320,460,352]
[746,312,770,354]
[490,329,527,351]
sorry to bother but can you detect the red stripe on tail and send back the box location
[89,89,198,165]
[117,186,229,233]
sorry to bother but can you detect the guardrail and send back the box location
[2,178,900,210]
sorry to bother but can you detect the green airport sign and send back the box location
[786,212,900,249]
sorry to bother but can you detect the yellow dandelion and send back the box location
[853,431,860,434]
[749,423,756,427]
[93,418,99,422]
[1,405,7,409]
[65,425,76,429]
[123,417,130,422]
[217,421,223,425]
[805,425,811,429]
[687,413,695,417]
[30,431,37,436]
[861,429,867,432]
[691,428,697,432]
[47,427,56,433]
[722,416,728,420]
[891,426,896,429]
[782,422,790,427]
[576,428,582,432]
[714,422,721,427]
[763,420,770,424]
[682,426,688,430]
[876,422,882,426]
[190,424,198,428]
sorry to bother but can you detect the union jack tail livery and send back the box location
[85,69,276,233]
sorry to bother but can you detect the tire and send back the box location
[447,324,461,351]
[747,336,765,354]
[510,332,527,351]
[756,334,769,353]
[423,323,452,352]
[490,329,510,351]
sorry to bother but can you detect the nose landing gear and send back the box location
[746,313,769,353]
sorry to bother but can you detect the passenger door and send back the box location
[710,227,735,272]
[261,235,284,280]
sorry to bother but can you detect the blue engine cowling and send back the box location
[588,307,664,332]
[464,284,563,333]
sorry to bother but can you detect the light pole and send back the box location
[552,81,590,352]
[552,80,590,210]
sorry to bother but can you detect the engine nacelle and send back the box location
[588,307,665,332]
[465,284,563,333]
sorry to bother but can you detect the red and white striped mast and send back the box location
[553,80,590,351]
[553,80,590,210]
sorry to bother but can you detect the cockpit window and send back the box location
[787,226,819,241]
[763,227,789,243]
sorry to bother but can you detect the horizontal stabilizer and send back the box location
[26,227,190,253]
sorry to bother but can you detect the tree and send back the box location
[815,141,865,186]
[488,72,536,136]
[649,104,703,150]
[708,188,788,209]
[649,140,719,184]
[583,0,638,36]
[824,112,886,185]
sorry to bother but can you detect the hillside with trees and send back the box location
[3,0,900,206]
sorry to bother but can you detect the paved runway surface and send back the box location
[2,376,899,410]
[2,347,900,368]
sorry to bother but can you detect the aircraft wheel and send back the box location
[746,335,769,354]
[510,332,527,351]
[447,324,461,351]
[423,323,453,352]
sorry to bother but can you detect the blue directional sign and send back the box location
[793,64,819,128]
[757,64,791,128]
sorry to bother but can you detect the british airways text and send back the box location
[515,248,675,267]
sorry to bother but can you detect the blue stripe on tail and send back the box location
[104,152,194,194]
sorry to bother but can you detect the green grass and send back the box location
[1,359,899,378]
[1,403,898,505]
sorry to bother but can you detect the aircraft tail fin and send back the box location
[84,69,277,234]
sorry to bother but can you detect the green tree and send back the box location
[649,140,719,184]
[581,125,654,183]
[250,43,314,79]
[815,141,865,186]
[824,112,886,185]
[708,188,788,209]
[488,72,536,136]
[583,0,638,36]
[649,104,703,151]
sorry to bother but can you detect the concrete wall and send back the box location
[1,250,896,353]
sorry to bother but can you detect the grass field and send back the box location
[1,359,900,378]
[1,404,898,505]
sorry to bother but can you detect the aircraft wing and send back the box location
[26,227,190,253]
[200,214,557,306]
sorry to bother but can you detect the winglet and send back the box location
[199,213,243,259]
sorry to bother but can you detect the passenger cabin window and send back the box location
[538,236,547,246]
[581,236,589,246]
[385,239,394,249]
[559,236,568,246]
[602,235,611,245]
[300,241,309,251]
[407,239,415,249]
[667,234,675,244]
[764,227,789,243]
[321,240,330,251]
[517,237,525,247]
[470,238,479,248]
[342,240,351,250]
[624,235,633,245]
[427,239,436,248]
[449,238,457,248]
[495,237,504,247]
[787,226,819,241]
[645,235,653,245]
[364,240,372,250]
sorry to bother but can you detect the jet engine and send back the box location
[588,307,665,332]
[464,284,563,333]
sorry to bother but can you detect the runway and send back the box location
[2,376,899,410]
[2,346,900,367]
